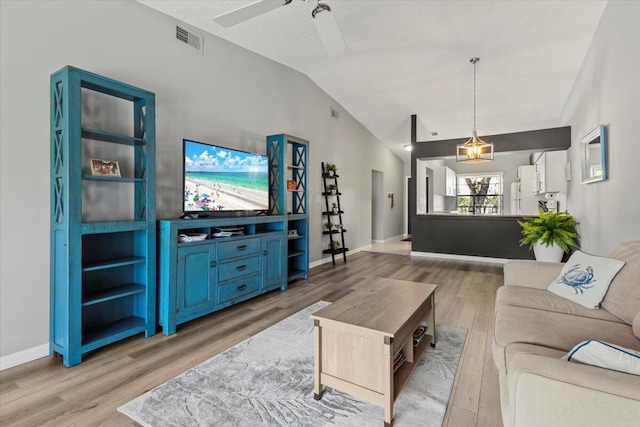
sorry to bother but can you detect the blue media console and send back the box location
[157,216,290,335]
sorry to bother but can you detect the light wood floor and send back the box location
[0,246,504,427]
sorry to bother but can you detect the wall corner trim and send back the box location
[0,343,49,371]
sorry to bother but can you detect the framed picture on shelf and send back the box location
[89,158,121,177]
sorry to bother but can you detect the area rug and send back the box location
[119,301,467,427]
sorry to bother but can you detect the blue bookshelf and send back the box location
[50,66,156,367]
[267,134,309,281]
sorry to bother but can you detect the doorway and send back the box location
[371,170,384,242]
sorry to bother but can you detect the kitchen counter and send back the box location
[411,214,535,259]
[419,213,537,218]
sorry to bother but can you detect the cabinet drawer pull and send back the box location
[236,265,247,271]
[236,245,247,251]
[210,261,217,268]
[263,250,268,256]
[237,284,247,291]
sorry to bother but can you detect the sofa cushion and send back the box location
[547,250,625,309]
[563,340,640,375]
[493,305,640,371]
[601,241,640,325]
[496,286,624,323]
[634,311,640,340]
[505,342,566,369]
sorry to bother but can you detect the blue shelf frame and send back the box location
[50,66,156,367]
[267,134,309,281]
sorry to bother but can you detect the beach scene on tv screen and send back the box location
[184,141,269,212]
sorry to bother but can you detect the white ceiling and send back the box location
[137,0,607,161]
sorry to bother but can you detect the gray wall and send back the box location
[0,1,404,359]
[560,1,640,255]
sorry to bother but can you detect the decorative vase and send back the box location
[533,241,564,262]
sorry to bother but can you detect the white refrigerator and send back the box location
[510,165,539,215]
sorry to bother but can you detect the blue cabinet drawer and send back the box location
[218,237,261,260]
[217,274,261,304]
[218,255,261,282]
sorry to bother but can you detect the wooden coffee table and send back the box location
[310,277,437,426]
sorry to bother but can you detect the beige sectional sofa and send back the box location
[493,241,640,427]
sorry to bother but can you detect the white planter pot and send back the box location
[533,241,564,262]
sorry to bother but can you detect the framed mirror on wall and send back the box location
[580,124,607,184]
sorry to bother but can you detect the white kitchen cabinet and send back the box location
[532,151,568,194]
[434,166,457,196]
[512,165,540,214]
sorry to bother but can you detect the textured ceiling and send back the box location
[137,0,606,161]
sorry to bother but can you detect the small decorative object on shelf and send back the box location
[287,180,297,190]
[321,162,347,265]
[89,158,121,177]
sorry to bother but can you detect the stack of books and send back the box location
[413,325,428,347]
[393,352,406,373]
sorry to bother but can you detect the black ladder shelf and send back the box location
[321,162,348,265]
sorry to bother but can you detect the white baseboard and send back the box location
[371,234,408,244]
[0,343,49,371]
[309,245,369,269]
[410,251,509,264]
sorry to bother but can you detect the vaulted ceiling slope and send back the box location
[137,0,606,161]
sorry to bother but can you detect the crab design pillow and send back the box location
[547,250,625,309]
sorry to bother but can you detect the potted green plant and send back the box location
[324,221,333,231]
[326,163,337,175]
[330,240,341,251]
[331,202,339,214]
[518,208,579,262]
[328,184,338,195]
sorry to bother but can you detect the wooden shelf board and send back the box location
[82,175,144,183]
[322,229,346,235]
[287,250,305,258]
[82,221,147,234]
[82,128,145,146]
[82,256,145,272]
[287,235,305,240]
[82,283,146,306]
[322,248,349,255]
[287,269,307,281]
[82,316,146,352]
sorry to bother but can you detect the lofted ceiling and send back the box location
[137,0,606,161]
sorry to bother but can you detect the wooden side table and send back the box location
[311,277,437,426]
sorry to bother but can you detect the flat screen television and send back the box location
[183,139,269,216]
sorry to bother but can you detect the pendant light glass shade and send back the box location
[456,131,494,162]
[457,58,494,163]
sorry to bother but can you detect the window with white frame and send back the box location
[456,172,504,214]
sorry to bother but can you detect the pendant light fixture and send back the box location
[456,57,494,163]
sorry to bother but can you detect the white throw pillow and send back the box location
[562,340,640,376]
[547,250,625,309]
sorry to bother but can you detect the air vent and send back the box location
[174,22,203,54]
[330,107,339,120]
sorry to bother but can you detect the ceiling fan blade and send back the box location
[214,0,287,28]
[311,3,346,56]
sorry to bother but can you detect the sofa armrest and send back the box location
[503,260,563,289]
[506,353,640,427]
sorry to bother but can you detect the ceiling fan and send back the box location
[214,0,346,56]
